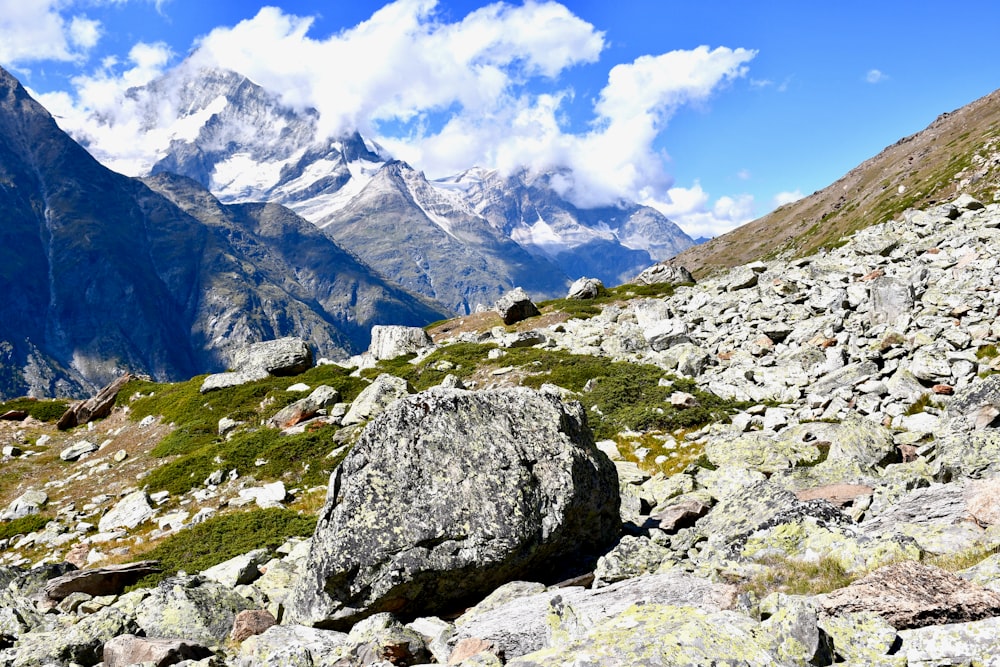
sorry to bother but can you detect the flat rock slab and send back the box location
[43,560,161,603]
[103,634,213,667]
[816,560,1000,629]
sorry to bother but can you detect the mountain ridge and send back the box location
[0,66,447,399]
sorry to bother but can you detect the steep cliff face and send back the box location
[0,67,446,399]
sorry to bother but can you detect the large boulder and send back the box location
[287,387,621,629]
[368,325,435,361]
[493,287,540,325]
[201,337,313,393]
[57,373,135,430]
[632,263,695,286]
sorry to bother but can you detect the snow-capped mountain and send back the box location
[73,66,695,313]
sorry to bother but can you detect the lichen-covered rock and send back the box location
[287,387,621,629]
[507,605,787,667]
[493,287,540,325]
[705,431,824,473]
[757,593,833,665]
[235,624,349,667]
[368,324,435,361]
[592,535,674,587]
[340,373,410,426]
[331,612,430,666]
[816,560,1000,629]
[290,388,620,626]
[135,575,253,644]
[696,479,854,560]
[12,604,139,667]
[818,611,900,663]
[898,615,1000,666]
[453,572,738,660]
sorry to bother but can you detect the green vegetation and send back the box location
[904,393,941,416]
[928,543,1000,572]
[0,514,50,541]
[366,343,747,441]
[536,281,690,320]
[976,344,999,360]
[740,555,855,598]
[0,397,70,423]
[143,423,346,496]
[116,365,365,497]
[131,508,316,587]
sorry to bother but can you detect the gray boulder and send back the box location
[454,572,738,660]
[98,489,154,533]
[1,489,48,521]
[566,277,603,300]
[494,287,540,325]
[287,387,620,629]
[236,624,349,667]
[135,575,253,644]
[632,263,695,286]
[340,373,410,425]
[103,634,213,667]
[267,385,340,428]
[368,324,435,361]
[201,337,312,393]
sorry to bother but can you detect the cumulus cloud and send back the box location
[642,182,757,240]
[31,1,759,238]
[866,68,888,84]
[0,0,95,64]
[772,189,803,207]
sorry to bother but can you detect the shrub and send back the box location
[0,514,50,541]
[142,424,343,496]
[740,555,855,598]
[0,398,70,422]
[132,508,316,587]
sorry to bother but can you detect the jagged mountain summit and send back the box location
[0,66,446,399]
[79,65,694,312]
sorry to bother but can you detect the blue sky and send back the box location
[3,1,1000,238]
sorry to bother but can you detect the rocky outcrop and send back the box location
[56,374,135,430]
[816,560,1000,629]
[493,288,540,325]
[287,387,620,629]
[200,337,313,393]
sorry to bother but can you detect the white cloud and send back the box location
[642,182,756,239]
[737,168,751,180]
[69,16,102,50]
[0,1,91,64]
[866,68,888,84]
[772,189,803,207]
[34,1,757,239]
[36,40,174,174]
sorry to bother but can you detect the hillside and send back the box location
[672,87,1000,278]
[2,193,1000,664]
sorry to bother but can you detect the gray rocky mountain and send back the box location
[0,66,446,399]
[84,65,693,311]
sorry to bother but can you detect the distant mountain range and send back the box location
[0,66,445,399]
[104,65,696,312]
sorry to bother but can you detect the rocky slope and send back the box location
[0,66,446,400]
[2,193,1000,664]
[673,87,1000,278]
[78,64,694,311]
